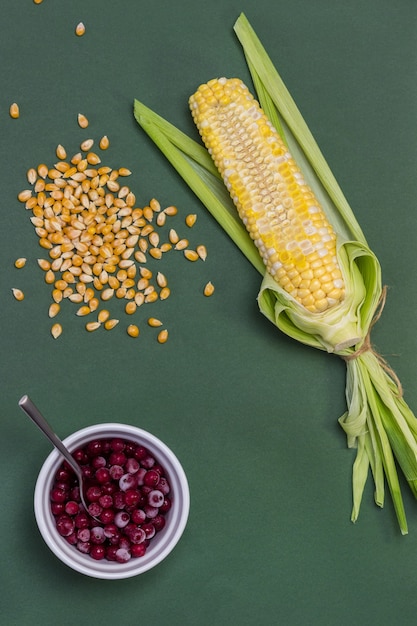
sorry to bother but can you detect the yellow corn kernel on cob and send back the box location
[189,77,345,313]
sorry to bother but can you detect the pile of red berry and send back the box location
[50,437,172,562]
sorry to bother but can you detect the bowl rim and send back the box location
[34,422,190,579]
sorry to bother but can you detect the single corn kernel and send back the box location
[185,213,197,227]
[97,309,110,323]
[12,288,24,301]
[56,144,67,159]
[125,301,137,315]
[101,288,114,301]
[27,168,37,185]
[45,269,55,284]
[14,258,27,269]
[157,329,169,344]
[52,289,63,303]
[175,239,188,251]
[196,245,207,261]
[203,281,215,297]
[89,297,99,312]
[49,303,61,318]
[86,321,101,332]
[78,113,89,128]
[99,136,109,150]
[51,323,62,339]
[127,324,140,338]
[164,205,177,216]
[18,189,32,203]
[156,272,167,288]
[80,138,94,152]
[9,103,20,119]
[76,305,91,316]
[148,317,163,327]
[159,287,171,300]
[75,22,86,37]
[168,229,179,244]
[118,168,132,176]
[184,249,199,262]
[104,318,119,330]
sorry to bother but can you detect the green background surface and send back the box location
[2,1,417,624]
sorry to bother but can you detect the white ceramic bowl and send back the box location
[34,423,190,579]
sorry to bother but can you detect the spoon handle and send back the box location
[18,395,81,479]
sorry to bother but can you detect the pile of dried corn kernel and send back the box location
[15,130,214,340]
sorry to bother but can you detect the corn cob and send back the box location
[189,77,345,314]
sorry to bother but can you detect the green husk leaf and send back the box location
[133,13,417,533]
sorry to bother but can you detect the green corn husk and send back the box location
[134,12,417,534]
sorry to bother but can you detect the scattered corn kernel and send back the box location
[75,22,86,37]
[14,258,27,269]
[175,238,188,251]
[49,303,60,318]
[80,139,94,152]
[185,213,197,227]
[164,205,177,216]
[157,329,168,344]
[148,317,163,327]
[104,318,119,330]
[204,281,215,297]
[125,301,137,315]
[76,305,91,316]
[12,288,24,301]
[56,144,67,159]
[156,272,167,288]
[159,287,171,300]
[78,113,89,128]
[196,245,207,261]
[86,321,101,332]
[97,309,110,323]
[118,168,131,177]
[18,189,32,203]
[127,324,140,338]
[99,135,109,150]
[184,249,199,262]
[51,323,62,339]
[33,0,44,4]
[9,103,20,119]
[27,168,37,185]
[45,269,55,284]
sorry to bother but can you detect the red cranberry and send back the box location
[148,490,164,508]
[51,502,65,515]
[99,508,115,524]
[112,491,126,509]
[157,477,170,494]
[77,540,91,554]
[119,473,136,491]
[103,524,119,540]
[109,451,126,466]
[114,511,130,528]
[144,470,160,488]
[77,528,91,542]
[95,468,110,484]
[55,467,72,482]
[51,487,67,503]
[110,438,125,452]
[141,455,156,469]
[66,532,78,545]
[160,497,172,513]
[106,545,119,561]
[129,527,146,544]
[109,465,124,480]
[134,445,148,460]
[115,548,131,563]
[131,543,147,558]
[125,457,140,474]
[74,512,90,529]
[72,448,88,463]
[153,515,166,532]
[101,481,117,495]
[142,523,156,539]
[124,489,140,507]
[144,505,159,519]
[87,439,103,456]
[90,544,106,560]
[90,526,105,544]
[88,502,102,518]
[131,508,146,524]
[65,501,80,516]
[135,468,147,486]
[86,485,102,502]
[99,494,113,508]
[91,455,107,469]
[56,514,75,537]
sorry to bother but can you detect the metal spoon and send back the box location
[18,394,100,522]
